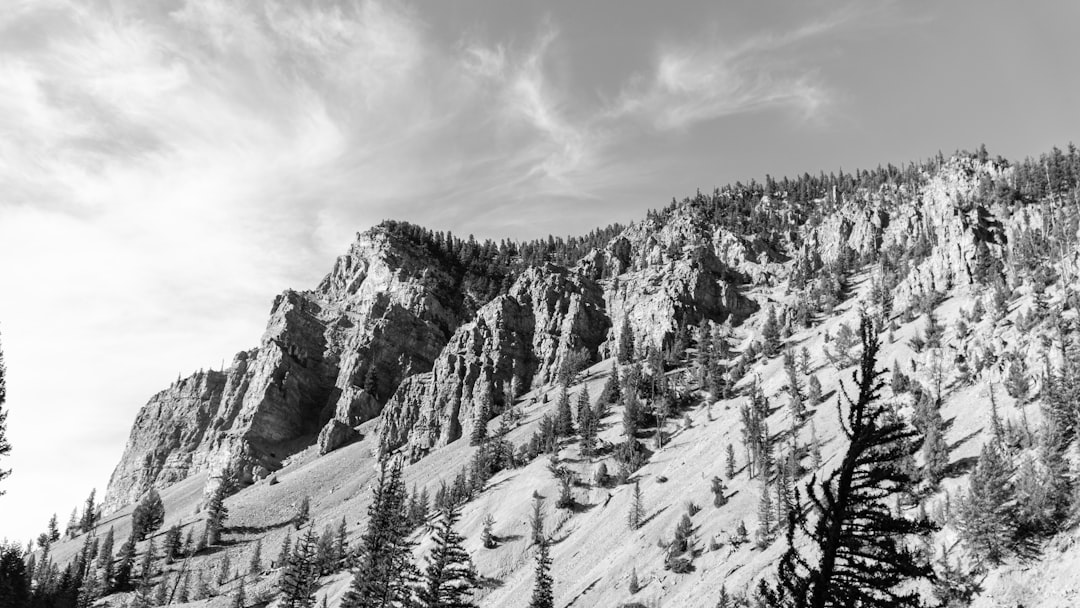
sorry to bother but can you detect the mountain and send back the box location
[36,146,1080,607]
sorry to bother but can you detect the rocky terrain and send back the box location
[32,148,1080,607]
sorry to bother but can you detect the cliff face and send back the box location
[104,227,471,511]
[376,264,609,461]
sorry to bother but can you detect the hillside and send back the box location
[25,147,1080,608]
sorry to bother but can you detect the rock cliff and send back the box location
[104,226,474,511]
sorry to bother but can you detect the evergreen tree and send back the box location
[957,441,1016,564]
[154,576,169,607]
[530,493,546,545]
[762,305,781,357]
[97,527,115,591]
[138,538,157,587]
[628,480,645,530]
[162,523,181,564]
[232,578,246,608]
[481,514,497,549]
[295,495,311,530]
[132,488,165,542]
[177,571,191,603]
[47,514,60,544]
[755,481,774,548]
[618,317,635,363]
[280,525,319,608]
[807,375,822,407]
[336,516,349,568]
[79,489,98,534]
[554,385,574,437]
[469,390,490,446]
[528,540,554,608]
[217,550,231,586]
[278,532,292,568]
[193,570,211,600]
[113,540,136,591]
[249,538,263,574]
[416,504,478,608]
[76,566,101,608]
[725,444,737,479]
[340,458,418,608]
[0,333,9,495]
[206,482,229,546]
[1004,359,1030,403]
[922,404,950,487]
[711,476,728,508]
[770,317,936,608]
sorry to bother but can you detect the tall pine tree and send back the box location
[770,316,936,608]
[416,504,478,608]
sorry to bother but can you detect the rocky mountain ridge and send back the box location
[105,155,1041,514]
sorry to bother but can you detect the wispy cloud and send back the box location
[0,0,868,540]
[612,12,849,130]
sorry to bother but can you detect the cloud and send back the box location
[612,14,843,130]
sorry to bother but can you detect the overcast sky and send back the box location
[1,0,1078,541]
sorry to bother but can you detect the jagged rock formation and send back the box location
[104,155,1032,513]
[104,228,476,511]
[377,264,610,461]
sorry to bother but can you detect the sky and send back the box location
[1,0,1078,542]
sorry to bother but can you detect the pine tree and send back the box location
[755,481,774,548]
[217,550,231,586]
[47,514,60,544]
[97,526,115,591]
[528,540,554,608]
[162,523,181,564]
[711,476,728,508]
[922,404,950,487]
[280,525,319,608]
[628,566,640,594]
[469,390,490,446]
[177,571,190,603]
[154,575,169,607]
[206,482,229,546]
[530,493,546,545]
[0,332,9,496]
[249,538,262,574]
[628,480,645,530]
[416,504,478,608]
[138,538,157,586]
[340,458,418,608]
[481,514,497,549]
[277,532,292,568]
[554,385,574,437]
[232,578,246,608]
[76,566,101,608]
[807,375,822,406]
[1004,359,1030,403]
[957,441,1016,564]
[132,488,165,542]
[618,317,635,363]
[191,569,210,600]
[79,489,98,534]
[294,495,311,530]
[113,539,136,591]
[770,316,936,608]
[335,516,349,568]
[762,305,781,357]
[725,444,737,479]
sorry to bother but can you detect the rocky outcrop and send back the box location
[104,226,474,512]
[317,419,360,455]
[377,265,609,461]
